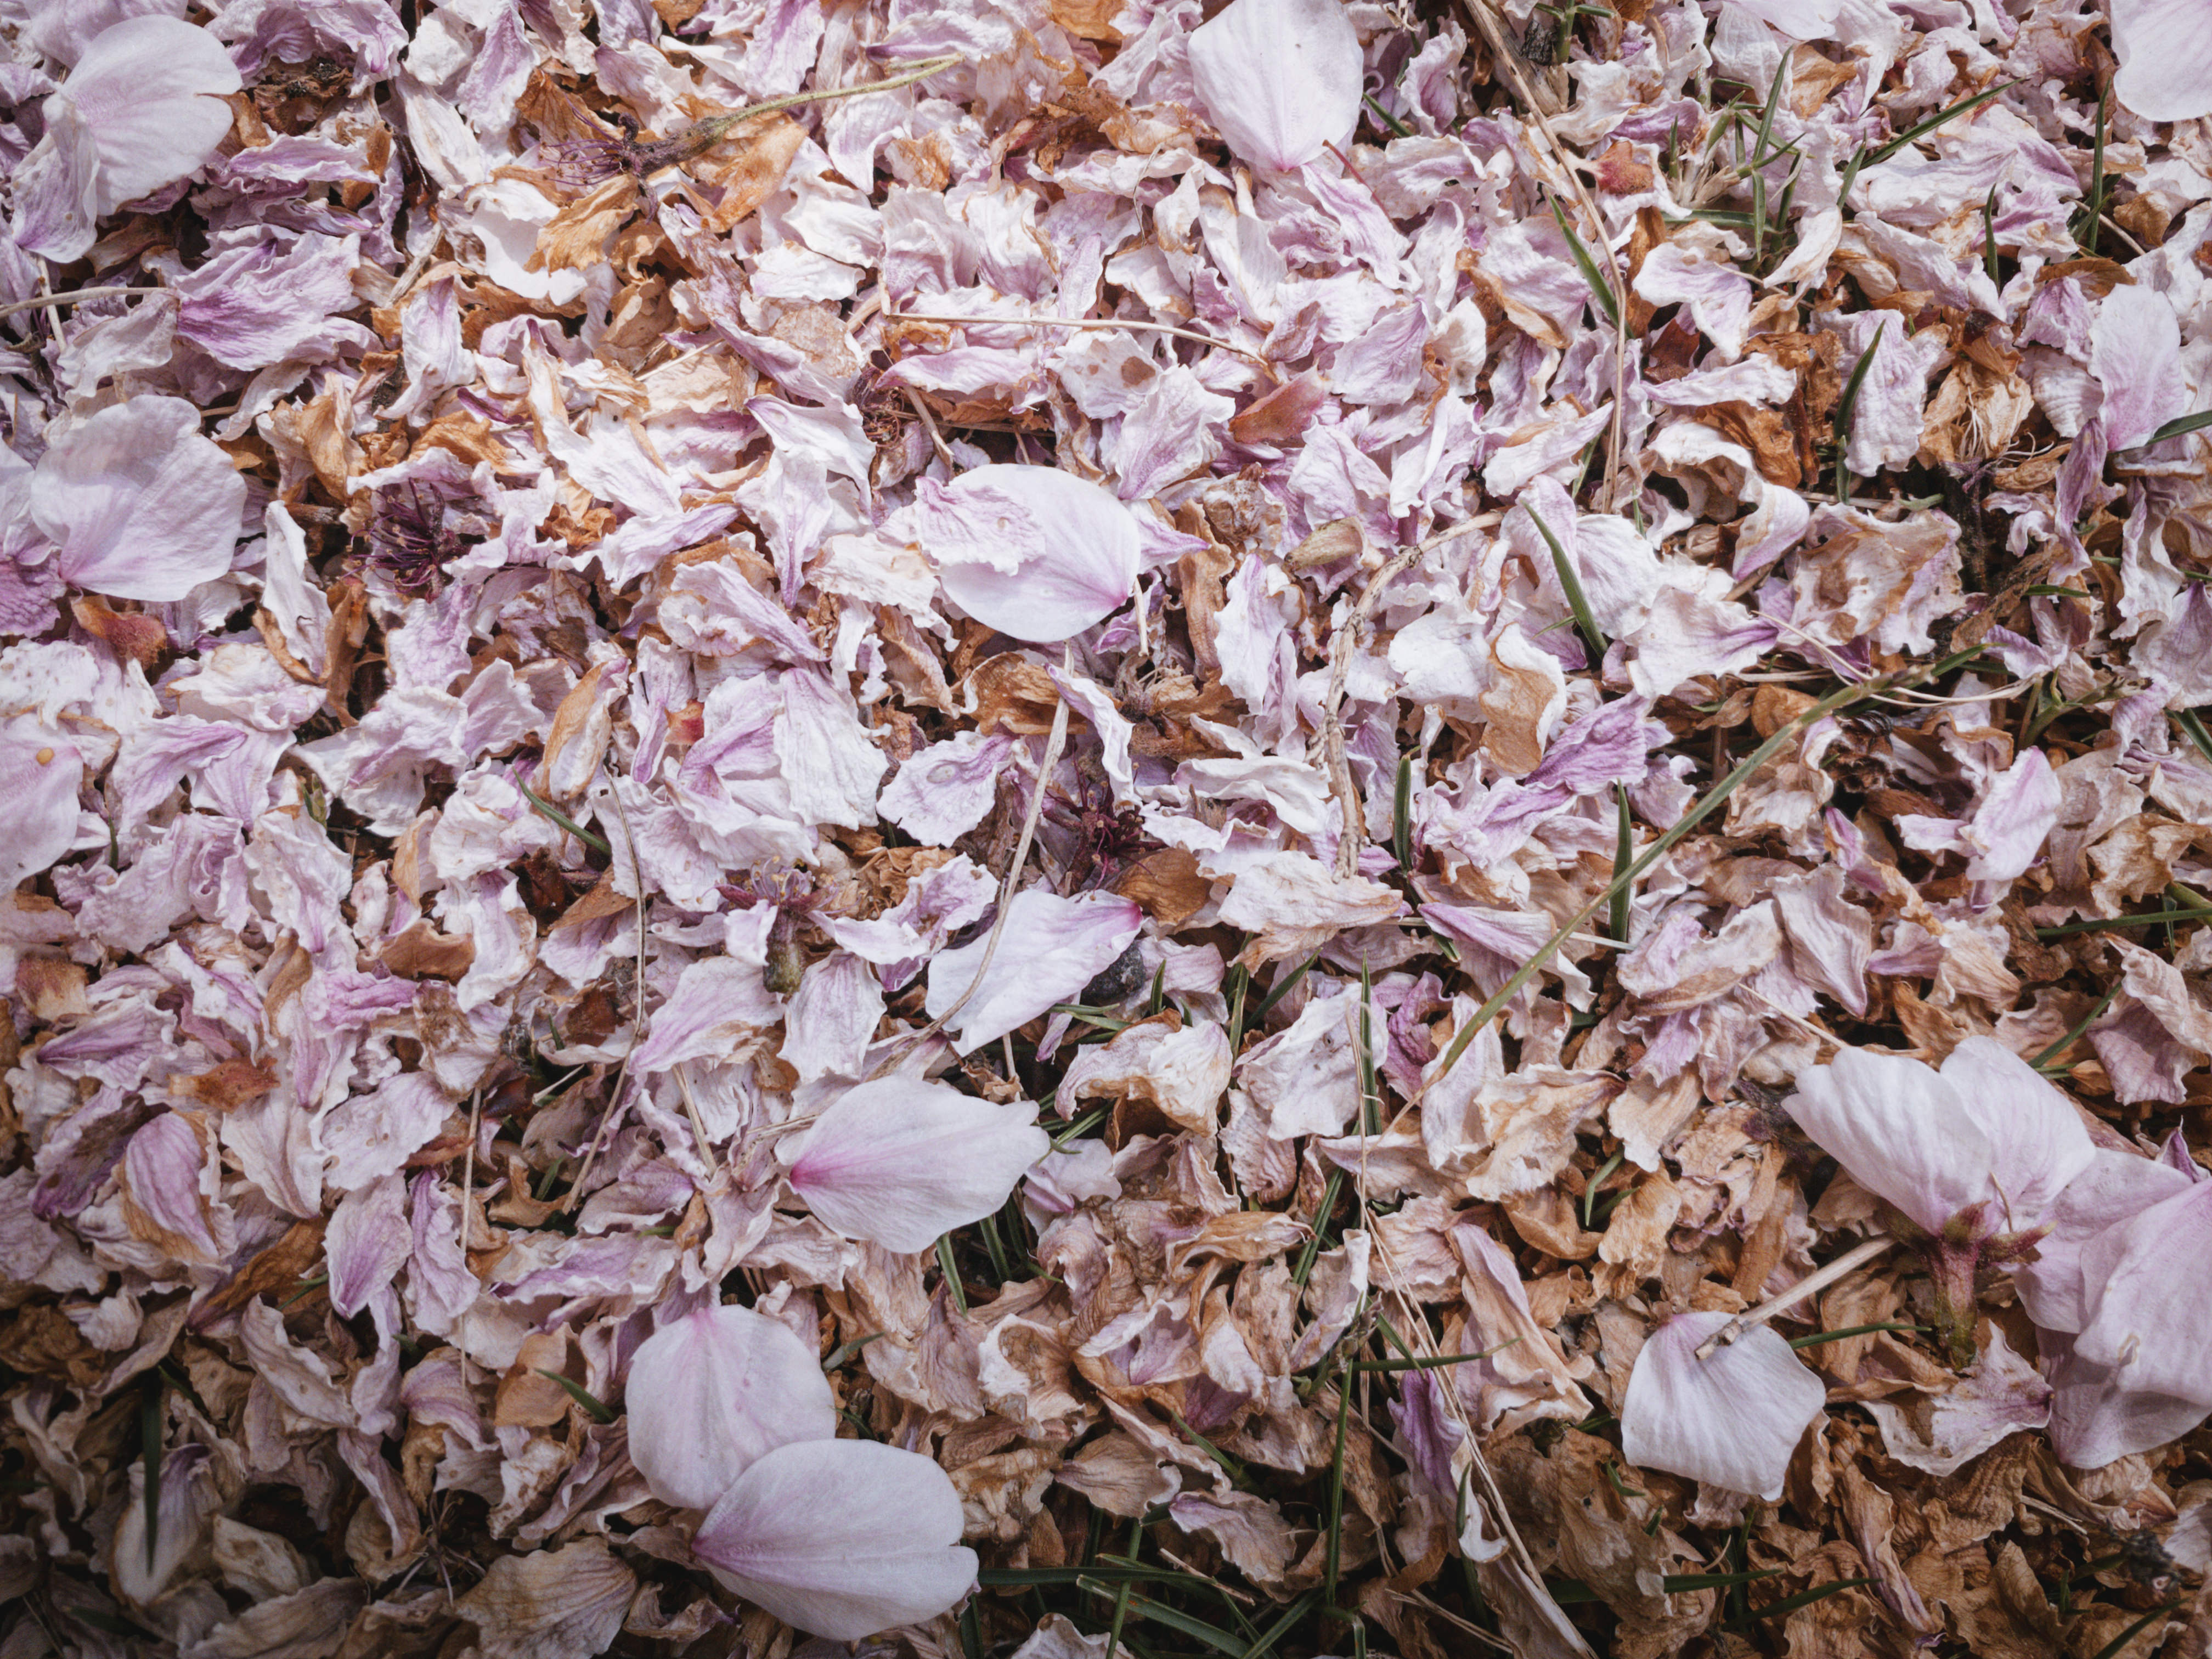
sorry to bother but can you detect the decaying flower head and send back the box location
[1784,1038,2097,1360]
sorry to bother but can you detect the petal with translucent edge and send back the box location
[1620,1313,1825,1500]
[2072,1178,2212,1407]
[2112,0,2212,121]
[1937,1038,2098,1231]
[1187,0,1363,172]
[8,97,101,263]
[2045,1332,2211,1470]
[2090,285,2191,451]
[693,1438,978,1641]
[29,395,246,601]
[924,888,1143,1054]
[0,716,86,897]
[789,1077,1050,1254]
[919,466,1139,644]
[625,1303,836,1511]
[1782,1046,1991,1235]
[2011,1149,2193,1333]
[60,15,242,212]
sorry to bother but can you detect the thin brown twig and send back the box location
[563,760,652,1214]
[0,285,141,320]
[457,1090,482,1387]
[1694,1234,1898,1358]
[885,307,1278,377]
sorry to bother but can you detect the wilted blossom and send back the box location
[1188,0,1364,172]
[788,1076,1051,1254]
[626,1303,976,1638]
[1619,1313,1826,1501]
[915,466,1139,644]
[12,16,242,262]
[1784,1039,2096,1358]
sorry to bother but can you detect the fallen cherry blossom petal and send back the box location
[1188,0,1364,172]
[917,466,1140,644]
[789,1076,1051,1253]
[1620,1312,1826,1501]
[625,1302,838,1510]
[692,1437,978,1640]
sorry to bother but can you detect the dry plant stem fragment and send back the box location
[6,0,2212,1656]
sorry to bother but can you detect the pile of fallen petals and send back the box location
[5,0,2212,1652]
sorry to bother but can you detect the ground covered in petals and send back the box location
[3,0,2212,1655]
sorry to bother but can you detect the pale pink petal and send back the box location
[1782,1047,1993,1235]
[2112,0,2212,121]
[2090,285,2191,450]
[1188,0,1363,172]
[1937,1037,2097,1230]
[789,1077,1050,1254]
[2011,1149,2192,1333]
[919,466,1139,644]
[2045,1333,2211,1470]
[1865,1328,2050,1476]
[1723,0,1842,37]
[61,16,242,213]
[8,96,101,263]
[0,716,87,896]
[625,1303,836,1510]
[923,888,1144,1054]
[2072,1178,2212,1410]
[693,1438,978,1640]
[119,1112,221,1266]
[1620,1313,1825,1500]
[29,395,246,601]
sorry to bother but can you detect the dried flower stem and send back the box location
[885,307,1277,375]
[1694,1234,1897,1359]
[637,56,961,177]
[0,285,140,319]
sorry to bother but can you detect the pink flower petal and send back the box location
[626,1303,837,1511]
[790,1076,1050,1254]
[29,395,246,601]
[61,16,242,213]
[1188,0,1364,173]
[693,1437,978,1640]
[0,715,86,897]
[923,888,1143,1054]
[2090,285,2192,450]
[920,466,1139,644]
[2112,0,2212,121]
[1783,1046,1994,1235]
[2072,1178,2212,1412]
[1936,1037,2098,1229]
[1620,1312,1825,1500]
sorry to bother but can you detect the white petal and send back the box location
[2011,1149,2193,1333]
[2046,1333,2211,1470]
[1937,1038,2098,1230]
[694,1438,979,1640]
[1620,1313,1825,1500]
[1188,0,1364,172]
[2073,1179,2212,1406]
[61,16,241,212]
[924,466,1139,644]
[626,1304,837,1511]
[2112,0,2212,121]
[1782,1046,1991,1234]
[29,395,246,601]
[924,888,1143,1054]
[790,1077,1050,1254]
[0,716,87,897]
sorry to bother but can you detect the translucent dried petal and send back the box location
[693,1438,978,1640]
[789,1076,1050,1254]
[919,466,1139,643]
[0,715,87,898]
[28,395,246,601]
[2112,0,2212,120]
[1188,0,1363,172]
[923,888,1144,1054]
[1620,1313,1825,1500]
[60,16,241,213]
[625,1302,837,1510]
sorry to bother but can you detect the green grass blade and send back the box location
[2033,909,2203,939]
[2080,84,2107,255]
[516,777,611,854]
[1392,753,1414,873]
[2088,1602,2179,1659]
[1238,1589,1322,1659]
[1750,1577,1873,1620]
[2033,981,2123,1072]
[1867,80,2018,165]
[936,1233,969,1315]
[1525,505,1606,663]
[534,1369,617,1423]
[1831,319,1886,501]
[1293,1169,1345,1289]
[1787,1322,1923,1350]
[2144,409,2212,447]
[1610,785,1633,945]
[1550,201,1620,327]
